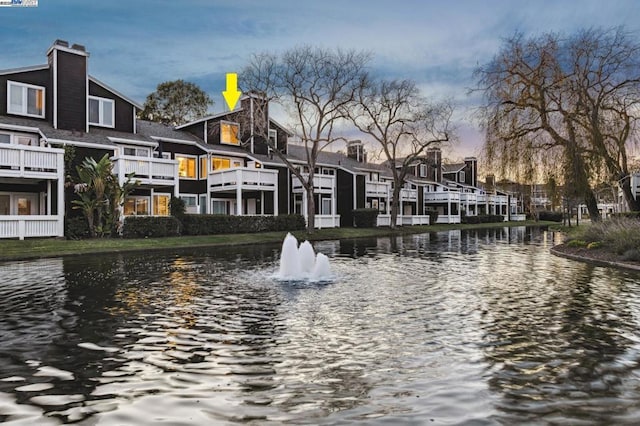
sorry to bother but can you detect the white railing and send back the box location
[424,191,460,202]
[112,155,178,184]
[209,167,278,190]
[0,144,64,178]
[366,181,390,197]
[292,173,336,193]
[0,215,63,240]
[489,195,509,205]
[510,214,527,221]
[377,214,391,227]
[477,194,487,203]
[436,214,462,224]
[314,214,340,229]
[400,188,418,202]
[398,215,430,226]
[460,193,477,203]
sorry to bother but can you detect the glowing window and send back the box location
[7,81,45,118]
[177,156,197,179]
[212,157,231,170]
[220,122,239,145]
[200,157,208,179]
[153,194,170,216]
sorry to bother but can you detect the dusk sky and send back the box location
[2,0,640,159]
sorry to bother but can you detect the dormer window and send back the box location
[88,96,114,127]
[220,121,239,145]
[7,81,45,118]
[419,164,427,177]
[268,129,277,149]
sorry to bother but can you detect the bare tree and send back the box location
[242,46,370,232]
[348,78,452,228]
[476,27,640,220]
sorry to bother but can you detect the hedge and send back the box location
[610,211,640,220]
[65,216,90,240]
[426,210,439,224]
[538,211,563,222]
[122,216,182,238]
[461,214,505,224]
[181,213,306,236]
[352,208,379,228]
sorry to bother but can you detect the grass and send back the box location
[568,217,640,255]
[0,220,556,262]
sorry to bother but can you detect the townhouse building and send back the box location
[0,40,525,239]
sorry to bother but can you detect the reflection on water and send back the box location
[1,227,640,424]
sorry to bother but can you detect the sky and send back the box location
[2,0,640,161]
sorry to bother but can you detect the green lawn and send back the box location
[0,220,557,261]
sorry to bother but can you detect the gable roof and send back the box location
[89,76,144,110]
[442,163,465,173]
[0,64,49,76]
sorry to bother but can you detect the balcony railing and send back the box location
[435,214,462,224]
[366,181,390,197]
[112,155,178,185]
[209,167,278,190]
[314,214,341,229]
[460,193,477,203]
[399,215,430,226]
[0,144,64,178]
[423,191,460,202]
[477,194,487,203]
[0,215,63,240]
[292,173,336,193]
[400,188,417,202]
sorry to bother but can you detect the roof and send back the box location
[175,110,244,130]
[0,64,49,76]
[286,144,392,176]
[442,163,465,173]
[89,76,144,110]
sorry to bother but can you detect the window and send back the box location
[321,198,332,215]
[17,197,32,215]
[153,151,171,159]
[419,164,427,177]
[88,96,114,127]
[370,172,379,182]
[7,81,45,118]
[268,129,278,149]
[153,194,170,216]
[220,122,239,145]
[176,155,197,179]
[0,195,9,215]
[180,195,197,207]
[459,171,465,183]
[322,168,335,175]
[0,134,10,144]
[212,200,229,215]
[124,197,149,215]
[123,146,150,157]
[200,157,208,178]
[212,157,231,170]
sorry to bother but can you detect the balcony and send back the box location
[400,188,418,202]
[292,173,336,193]
[0,144,64,179]
[460,192,477,203]
[435,214,461,224]
[366,181,390,197]
[0,215,63,240]
[315,214,340,229]
[209,167,278,191]
[424,191,460,203]
[112,155,178,186]
[477,194,487,203]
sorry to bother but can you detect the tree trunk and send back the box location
[583,189,601,222]
[621,178,640,211]
[306,187,315,234]
[390,185,401,229]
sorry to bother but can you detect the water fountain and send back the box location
[277,233,332,281]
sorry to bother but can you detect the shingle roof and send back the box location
[442,163,465,173]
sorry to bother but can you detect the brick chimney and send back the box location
[47,40,89,131]
[426,147,442,182]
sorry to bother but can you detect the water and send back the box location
[1,227,640,424]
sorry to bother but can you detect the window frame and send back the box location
[7,80,45,119]
[152,193,171,216]
[419,164,427,178]
[176,154,198,180]
[220,121,240,145]
[124,196,150,216]
[88,95,115,128]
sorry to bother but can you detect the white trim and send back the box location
[85,71,89,133]
[269,117,294,136]
[149,135,201,147]
[88,76,143,110]
[220,120,241,146]
[0,123,47,140]
[133,109,137,134]
[175,109,244,130]
[88,96,115,128]
[48,138,117,151]
[46,43,89,58]
[0,64,48,76]
[175,153,198,180]
[53,50,57,129]
[7,80,46,119]
[108,137,158,148]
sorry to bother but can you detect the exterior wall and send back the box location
[182,122,206,142]
[53,50,87,131]
[274,166,289,215]
[0,68,50,120]
[355,175,366,209]
[88,80,135,133]
[337,169,354,227]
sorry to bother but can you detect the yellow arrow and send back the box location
[222,73,242,111]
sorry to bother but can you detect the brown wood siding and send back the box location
[55,50,86,131]
[0,69,50,120]
[159,141,205,157]
[356,175,366,209]
[88,80,134,133]
[181,122,206,141]
[337,169,354,227]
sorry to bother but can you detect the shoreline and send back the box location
[550,244,640,273]
[0,220,553,262]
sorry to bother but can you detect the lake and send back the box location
[1,227,639,425]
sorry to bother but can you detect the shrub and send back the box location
[352,208,379,228]
[574,217,640,255]
[181,214,306,236]
[427,210,439,224]
[65,216,90,240]
[610,211,640,220]
[587,241,603,249]
[621,249,640,262]
[122,216,182,238]
[538,211,563,222]
[567,239,588,248]
[170,196,186,219]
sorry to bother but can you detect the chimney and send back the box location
[46,40,89,131]
[347,140,366,163]
[485,174,495,189]
[426,147,442,182]
[464,157,478,187]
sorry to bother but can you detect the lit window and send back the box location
[7,81,45,118]
[89,96,114,127]
[124,197,149,215]
[212,157,231,170]
[220,122,239,145]
[177,156,197,178]
[17,197,33,215]
[153,194,170,216]
[200,157,208,178]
